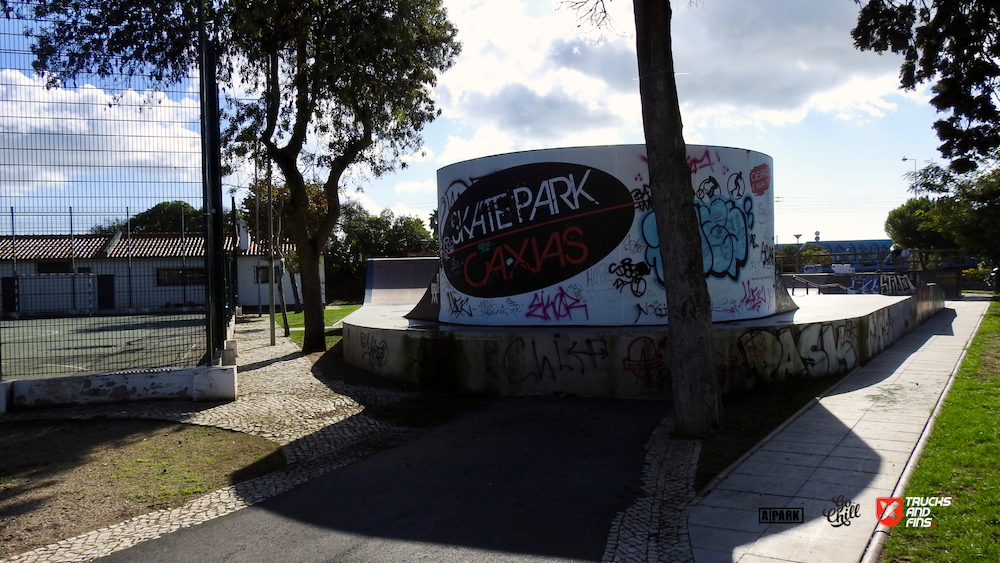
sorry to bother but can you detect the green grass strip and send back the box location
[279,304,361,329]
[881,299,1000,562]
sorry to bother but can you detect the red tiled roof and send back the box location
[0,233,298,260]
[0,234,113,261]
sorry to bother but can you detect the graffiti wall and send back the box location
[437,145,776,326]
[342,284,947,398]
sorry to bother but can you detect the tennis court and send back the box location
[0,313,206,380]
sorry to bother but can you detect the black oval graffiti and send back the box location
[441,162,634,298]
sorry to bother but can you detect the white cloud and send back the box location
[394,179,437,195]
[0,70,201,195]
[400,146,436,164]
[390,203,431,228]
[341,189,384,215]
[436,125,521,166]
[432,0,918,155]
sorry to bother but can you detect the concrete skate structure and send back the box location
[343,146,946,398]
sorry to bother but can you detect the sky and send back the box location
[1,0,949,243]
[344,0,946,244]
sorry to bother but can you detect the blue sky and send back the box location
[2,0,948,242]
[344,0,945,243]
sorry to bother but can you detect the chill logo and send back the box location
[877,496,951,528]
[440,162,634,298]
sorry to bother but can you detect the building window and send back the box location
[156,268,207,286]
[255,264,282,284]
[37,261,73,274]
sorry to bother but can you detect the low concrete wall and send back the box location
[343,284,946,399]
[1,366,237,412]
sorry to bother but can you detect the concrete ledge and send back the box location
[7,366,238,410]
[343,284,947,399]
[192,365,237,401]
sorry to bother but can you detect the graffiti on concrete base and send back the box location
[503,337,609,385]
[731,321,858,385]
[622,336,670,383]
[359,331,388,368]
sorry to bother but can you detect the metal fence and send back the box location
[0,7,224,379]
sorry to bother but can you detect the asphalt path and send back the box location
[97,396,671,563]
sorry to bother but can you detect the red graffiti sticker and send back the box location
[750,163,771,196]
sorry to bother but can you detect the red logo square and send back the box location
[877,497,903,526]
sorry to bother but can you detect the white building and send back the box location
[0,232,321,316]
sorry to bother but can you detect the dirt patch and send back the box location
[0,419,284,559]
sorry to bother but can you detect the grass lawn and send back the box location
[279,304,361,329]
[880,298,1000,562]
[282,304,360,349]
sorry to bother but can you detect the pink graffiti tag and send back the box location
[724,282,772,314]
[740,281,768,312]
[526,287,589,322]
[686,149,721,174]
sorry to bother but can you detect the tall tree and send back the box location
[91,200,203,235]
[16,0,460,352]
[911,160,1000,266]
[633,0,720,437]
[884,196,957,250]
[852,1,1000,173]
[567,0,720,436]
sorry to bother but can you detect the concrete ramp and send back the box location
[363,257,439,306]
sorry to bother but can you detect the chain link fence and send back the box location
[0,6,224,379]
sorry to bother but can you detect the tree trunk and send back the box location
[276,261,290,338]
[296,238,328,353]
[289,268,303,314]
[634,0,721,437]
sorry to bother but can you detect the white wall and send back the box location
[235,256,323,309]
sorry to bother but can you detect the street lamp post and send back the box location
[793,233,802,273]
[902,157,918,191]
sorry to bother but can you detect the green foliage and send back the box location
[799,243,832,266]
[326,200,434,300]
[884,196,957,250]
[908,160,1000,266]
[853,1,1000,172]
[239,181,327,244]
[963,267,993,283]
[90,201,202,234]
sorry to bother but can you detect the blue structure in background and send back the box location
[777,239,896,272]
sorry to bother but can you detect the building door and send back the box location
[1,277,16,313]
[97,275,115,310]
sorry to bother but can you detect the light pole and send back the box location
[902,156,918,191]
[793,234,802,273]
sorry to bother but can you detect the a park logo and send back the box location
[758,507,804,524]
[876,497,903,527]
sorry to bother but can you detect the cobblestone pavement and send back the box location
[0,316,421,563]
[602,416,699,563]
[2,316,699,563]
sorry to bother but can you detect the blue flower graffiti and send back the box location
[639,195,755,285]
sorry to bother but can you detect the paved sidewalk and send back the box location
[688,299,991,563]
